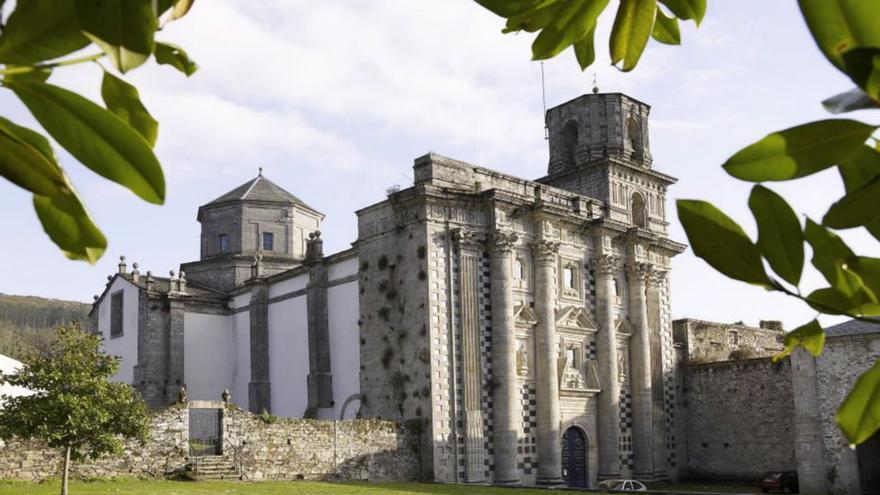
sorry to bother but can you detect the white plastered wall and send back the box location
[98,277,139,384]
[231,304,251,408]
[327,278,360,419]
[268,295,309,417]
[184,312,235,401]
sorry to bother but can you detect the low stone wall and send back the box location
[0,404,421,481]
[681,357,795,480]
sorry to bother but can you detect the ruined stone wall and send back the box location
[0,405,421,482]
[674,319,784,364]
[682,357,795,480]
[813,334,880,495]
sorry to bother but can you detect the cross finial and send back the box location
[592,73,599,94]
[258,166,263,176]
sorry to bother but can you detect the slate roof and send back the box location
[203,174,321,214]
[824,318,880,338]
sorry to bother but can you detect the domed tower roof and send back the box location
[200,173,321,218]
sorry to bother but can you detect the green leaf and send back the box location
[0,0,89,64]
[772,320,824,362]
[573,25,597,70]
[171,0,195,20]
[804,219,875,303]
[503,2,562,33]
[748,185,804,286]
[610,0,657,71]
[799,0,880,98]
[101,71,158,147]
[2,66,52,83]
[847,257,880,299]
[676,200,771,286]
[531,0,610,61]
[841,48,880,100]
[837,145,880,241]
[9,80,165,204]
[805,287,857,315]
[154,42,198,77]
[651,8,681,45]
[837,359,880,445]
[658,0,705,25]
[822,87,880,114]
[723,119,876,182]
[823,175,880,229]
[75,0,157,73]
[0,117,68,197]
[34,187,107,263]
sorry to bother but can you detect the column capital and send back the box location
[593,253,619,276]
[487,230,519,254]
[452,228,485,249]
[530,240,560,263]
[626,261,654,283]
[647,268,667,288]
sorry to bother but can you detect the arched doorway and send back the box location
[561,427,588,488]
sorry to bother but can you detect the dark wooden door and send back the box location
[562,427,588,488]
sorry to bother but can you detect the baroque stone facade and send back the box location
[89,91,692,487]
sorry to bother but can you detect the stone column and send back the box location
[306,232,333,411]
[627,261,654,478]
[595,253,621,479]
[532,240,563,484]
[248,280,271,413]
[166,298,186,406]
[488,230,521,484]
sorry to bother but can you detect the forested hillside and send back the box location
[0,294,90,362]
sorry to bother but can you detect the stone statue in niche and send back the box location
[516,340,529,376]
[617,350,627,383]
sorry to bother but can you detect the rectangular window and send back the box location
[263,232,274,251]
[218,233,229,253]
[110,291,124,338]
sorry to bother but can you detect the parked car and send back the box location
[597,479,648,491]
[760,471,799,493]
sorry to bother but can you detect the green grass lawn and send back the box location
[0,480,589,495]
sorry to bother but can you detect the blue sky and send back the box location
[0,1,875,330]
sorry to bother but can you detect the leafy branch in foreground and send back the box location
[472,0,880,446]
[0,0,198,263]
[675,1,880,446]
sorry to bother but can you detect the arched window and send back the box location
[627,116,642,160]
[632,192,648,228]
[563,120,579,167]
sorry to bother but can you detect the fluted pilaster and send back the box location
[627,261,654,477]
[594,253,621,478]
[532,240,563,484]
[488,230,521,484]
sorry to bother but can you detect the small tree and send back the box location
[0,325,150,495]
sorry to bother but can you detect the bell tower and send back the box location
[538,90,674,234]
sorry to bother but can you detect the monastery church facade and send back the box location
[90,91,686,486]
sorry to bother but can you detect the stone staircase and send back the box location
[188,455,240,480]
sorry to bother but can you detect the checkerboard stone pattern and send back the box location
[619,387,634,471]
[659,277,677,469]
[478,252,495,478]
[518,382,538,480]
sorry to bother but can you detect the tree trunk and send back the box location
[61,445,70,495]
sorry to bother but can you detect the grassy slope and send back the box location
[0,480,584,495]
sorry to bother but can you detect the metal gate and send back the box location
[562,427,587,488]
[189,408,223,456]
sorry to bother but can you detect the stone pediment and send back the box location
[514,304,538,327]
[616,318,634,338]
[556,306,598,332]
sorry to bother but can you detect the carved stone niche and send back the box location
[558,257,583,302]
[513,304,538,378]
[512,250,531,292]
[556,307,600,395]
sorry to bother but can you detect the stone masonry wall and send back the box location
[0,404,421,482]
[682,357,795,480]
